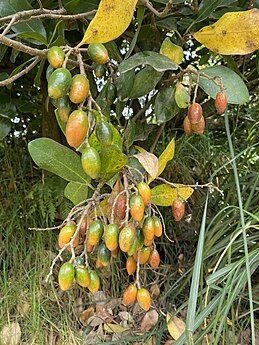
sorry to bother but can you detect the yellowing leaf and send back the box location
[175,82,188,109]
[193,9,259,55]
[133,152,158,179]
[151,184,193,206]
[103,323,127,333]
[166,313,185,340]
[148,138,175,183]
[134,145,147,153]
[78,0,138,46]
[160,38,184,64]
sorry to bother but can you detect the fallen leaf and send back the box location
[133,152,158,179]
[91,290,108,304]
[193,9,259,55]
[96,304,113,322]
[78,0,138,45]
[118,311,134,328]
[166,313,186,340]
[141,310,159,332]
[103,323,127,333]
[0,322,21,345]
[80,307,94,325]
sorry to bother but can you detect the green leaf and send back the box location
[89,122,122,152]
[104,41,122,62]
[118,51,178,74]
[151,184,194,206]
[15,32,48,46]
[125,5,145,59]
[99,145,127,182]
[64,181,88,205]
[196,0,224,23]
[130,66,163,99]
[28,138,93,188]
[0,116,11,139]
[0,0,46,44]
[154,86,180,124]
[6,57,35,90]
[124,119,136,151]
[116,69,135,102]
[54,109,66,136]
[198,66,249,105]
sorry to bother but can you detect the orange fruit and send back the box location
[183,116,193,135]
[130,195,145,222]
[47,46,65,69]
[69,74,90,104]
[79,217,93,238]
[171,200,185,221]
[191,115,205,135]
[137,182,151,206]
[58,262,75,291]
[104,223,119,251]
[187,103,202,125]
[133,246,151,264]
[66,109,88,148]
[137,288,151,311]
[149,249,160,270]
[111,248,118,258]
[215,91,227,114]
[143,217,155,242]
[58,222,79,249]
[126,256,137,275]
[153,216,163,237]
[122,284,137,306]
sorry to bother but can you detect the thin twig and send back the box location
[150,123,165,153]
[123,173,130,226]
[140,0,174,17]
[0,35,47,57]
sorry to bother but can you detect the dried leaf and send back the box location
[140,310,159,332]
[107,177,124,225]
[150,284,160,298]
[103,323,127,333]
[78,0,138,46]
[0,322,21,345]
[133,152,158,179]
[96,304,113,322]
[151,184,193,206]
[193,9,259,55]
[80,307,94,326]
[166,313,185,340]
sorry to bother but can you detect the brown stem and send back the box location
[0,35,47,57]
[140,0,174,17]
[123,173,130,226]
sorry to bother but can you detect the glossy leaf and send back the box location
[130,66,163,99]
[133,152,158,179]
[196,0,224,23]
[193,9,259,55]
[99,145,127,181]
[198,65,249,105]
[116,69,135,101]
[0,116,11,140]
[77,0,138,45]
[118,51,178,74]
[28,138,93,188]
[64,181,88,205]
[154,86,180,124]
[151,184,193,206]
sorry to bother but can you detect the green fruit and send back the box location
[104,223,119,251]
[58,262,75,291]
[94,64,106,78]
[75,266,90,288]
[106,83,116,105]
[48,68,72,99]
[98,242,111,266]
[119,226,135,253]
[87,219,104,246]
[66,110,88,148]
[95,120,113,146]
[46,65,54,81]
[88,43,109,65]
[69,74,90,104]
[88,270,100,294]
[81,146,101,179]
[128,236,139,256]
[56,96,71,123]
[47,46,65,69]
[136,228,144,250]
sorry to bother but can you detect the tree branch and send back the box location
[139,0,174,17]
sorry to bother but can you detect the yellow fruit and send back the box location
[122,284,137,306]
[137,288,151,311]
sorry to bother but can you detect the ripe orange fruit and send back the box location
[171,200,185,221]
[66,109,88,148]
[137,288,151,311]
[143,217,155,243]
[111,248,118,258]
[183,116,193,135]
[86,242,94,252]
[69,74,90,104]
[58,222,79,249]
[58,262,75,291]
[122,284,137,306]
[126,256,137,275]
[149,249,160,270]
[130,195,145,222]
[137,182,151,206]
[215,91,227,114]
[75,266,90,287]
[153,216,163,237]
[88,270,100,294]
[191,115,205,135]
[187,103,202,125]
[119,226,135,253]
[115,195,126,220]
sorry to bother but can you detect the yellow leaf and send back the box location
[134,145,147,153]
[78,0,138,46]
[175,82,188,109]
[166,313,185,340]
[193,9,259,55]
[160,38,184,64]
[151,184,193,206]
[148,138,175,183]
[133,152,158,179]
[103,323,127,333]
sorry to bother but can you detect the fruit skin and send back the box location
[56,96,71,123]
[215,91,227,114]
[119,226,135,253]
[58,222,79,249]
[153,216,163,237]
[126,256,137,275]
[87,219,104,246]
[133,246,151,265]
[46,65,54,81]
[191,115,205,135]
[137,288,151,311]
[69,74,90,104]
[143,217,155,243]
[88,43,109,65]
[94,64,106,78]
[48,67,72,99]
[149,249,160,270]
[79,217,93,238]
[98,242,111,267]
[95,120,113,146]
[88,270,100,294]
[130,195,145,222]
[47,46,65,69]
[81,146,101,179]
[183,116,193,135]
[115,195,126,220]
[127,235,139,256]
[66,109,88,148]
[104,223,119,251]
[122,284,137,306]
[187,103,202,125]
[58,262,75,291]
[137,182,151,206]
[75,266,90,287]
[172,200,185,221]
